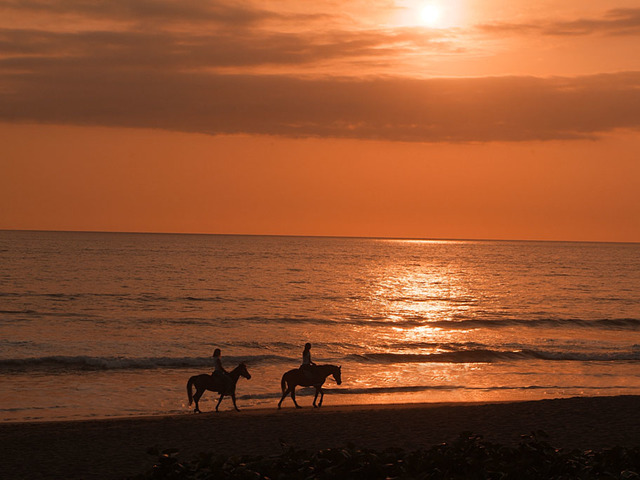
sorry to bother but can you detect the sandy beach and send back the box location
[1,395,638,479]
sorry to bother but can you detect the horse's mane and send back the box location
[315,364,339,370]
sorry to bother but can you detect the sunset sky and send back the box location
[1,0,639,242]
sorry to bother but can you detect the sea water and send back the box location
[1,231,639,422]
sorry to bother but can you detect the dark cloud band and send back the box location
[2,70,639,142]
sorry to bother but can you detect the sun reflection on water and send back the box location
[373,262,475,324]
[347,256,517,402]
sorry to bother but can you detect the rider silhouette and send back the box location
[212,348,229,392]
[300,342,316,382]
[212,348,227,374]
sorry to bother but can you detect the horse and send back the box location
[278,364,342,409]
[187,363,251,413]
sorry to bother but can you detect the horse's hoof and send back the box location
[295,405,302,409]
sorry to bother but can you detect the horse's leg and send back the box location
[313,387,320,408]
[215,393,225,412]
[193,388,204,413]
[278,382,291,409]
[231,393,240,412]
[291,386,302,408]
[318,388,324,407]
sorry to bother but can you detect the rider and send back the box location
[212,348,229,392]
[300,342,316,382]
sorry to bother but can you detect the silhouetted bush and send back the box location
[133,432,640,479]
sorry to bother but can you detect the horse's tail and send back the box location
[187,376,195,406]
[280,373,287,393]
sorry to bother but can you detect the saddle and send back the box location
[211,372,232,394]
[300,365,319,384]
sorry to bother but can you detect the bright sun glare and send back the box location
[419,3,442,27]
[393,0,460,29]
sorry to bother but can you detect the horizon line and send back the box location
[1,228,638,246]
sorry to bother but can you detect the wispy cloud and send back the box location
[479,8,640,37]
[0,27,453,70]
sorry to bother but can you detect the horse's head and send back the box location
[332,365,342,385]
[239,362,252,380]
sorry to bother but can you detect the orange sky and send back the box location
[1,0,639,242]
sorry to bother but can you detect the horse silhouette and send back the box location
[278,364,342,409]
[187,363,251,413]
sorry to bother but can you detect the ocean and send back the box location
[1,230,639,422]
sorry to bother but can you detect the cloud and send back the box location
[0,27,451,70]
[1,2,639,143]
[0,0,281,26]
[2,67,639,142]
[479,8,640,37]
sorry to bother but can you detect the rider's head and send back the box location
[213,348,221,357]
[304,342,311,350]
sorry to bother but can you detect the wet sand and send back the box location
[1,395,639,479]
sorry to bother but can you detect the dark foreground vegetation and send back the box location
[134,431,640,479]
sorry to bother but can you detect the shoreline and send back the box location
[1,395,639,479]
[0,398,515,426]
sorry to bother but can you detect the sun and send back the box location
[419,3,442,28]
[393,0,462,29]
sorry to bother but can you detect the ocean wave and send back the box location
[4,346,635,374]
[183,296,226,302]
[0,309,38,315]
[0,354,293,373]
[236,316,640,331]
[240,316,340,326]
[348,348,640,364]
[0,292,232,304]
[387,296,477,304]
[428,318,640,331]
[3,298,638,332]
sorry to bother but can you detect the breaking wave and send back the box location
[348,349,640,363]
[2,346,638,374]
[0,354,292,373]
